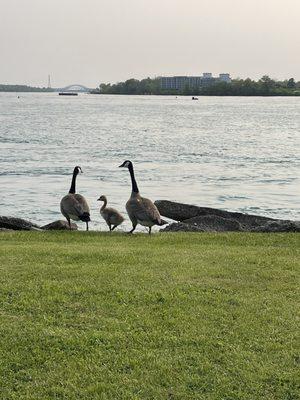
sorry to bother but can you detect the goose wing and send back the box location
[129,196,162,224]
[74,194,90,213]
[60,194,89,218]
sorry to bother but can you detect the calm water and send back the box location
[0,92,299,231]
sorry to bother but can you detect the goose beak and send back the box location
[118,164,123,168]
[97,198,100,201]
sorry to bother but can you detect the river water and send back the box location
[0,93,299,231]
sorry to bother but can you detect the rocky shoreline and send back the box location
[1,201,299,233]
[0,216,78,231]
[155,200,300,233]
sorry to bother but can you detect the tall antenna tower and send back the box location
[47,75,51,89]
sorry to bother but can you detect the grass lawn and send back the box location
[0,231,299,400]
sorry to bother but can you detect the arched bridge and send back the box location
[60,84,91,93]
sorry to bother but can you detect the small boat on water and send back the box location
[192,96,198,100]
[59,92,78,96]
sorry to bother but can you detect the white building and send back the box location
[160,73,231,90]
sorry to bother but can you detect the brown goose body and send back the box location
[60,166,90,230]
[98,195,124,231]
[126,192,163,228]
[119,160,167,234]
[60,193,90,222]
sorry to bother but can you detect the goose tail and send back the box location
[79,212,91,222]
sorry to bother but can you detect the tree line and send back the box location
[0,84,53,92]
[95,76,300,96]
[1,76,299,95]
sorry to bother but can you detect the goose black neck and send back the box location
[129,163,139,193]
[69,169,78,194]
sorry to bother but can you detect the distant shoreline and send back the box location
[1,90,300,97]
[1,75,300,96]
[96,76,300,96]
[0,85,53,93]
[89,92,300,97]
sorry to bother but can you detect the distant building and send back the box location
[219,73,231,83]
[160,73,231,91]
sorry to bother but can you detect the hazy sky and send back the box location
[1,0,299,87]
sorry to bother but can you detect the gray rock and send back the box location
[161,222,205,232]
[155,200,273,227]
[161,216,242,233]
[155,200,300,233]
[183,215,243,232]
[155,200,209,222]
[0,216,41,231]
[42,220,78,231]
[251,220,300,233]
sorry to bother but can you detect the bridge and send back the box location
[58,84,91,93]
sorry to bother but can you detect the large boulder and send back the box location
[42,220,78,231]
[0,216,41,231]
[155,200,274,228]
[155,200,210,222]
[155,200,300,233]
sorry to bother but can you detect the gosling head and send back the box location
[119,160,132,169]
[97,195,107,202]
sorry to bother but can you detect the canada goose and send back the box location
[60,166,90,231]
[97,195,124,231]
[119,160,167,234]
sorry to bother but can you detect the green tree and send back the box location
[287,78,296,88]
[259,75,276,94]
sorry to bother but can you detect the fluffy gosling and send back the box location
[97,195,124,231]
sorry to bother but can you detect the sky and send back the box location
[0,0,299,88]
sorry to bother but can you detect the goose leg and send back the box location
[67,218,71,230]
[128,223,137,234]
[86,221,89,231]
[109,224,112,232]
[148,227,152,235]
[111,225,117,231]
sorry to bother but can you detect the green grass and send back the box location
[0,232,299,400]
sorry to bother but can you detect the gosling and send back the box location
[97,195,124,231]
